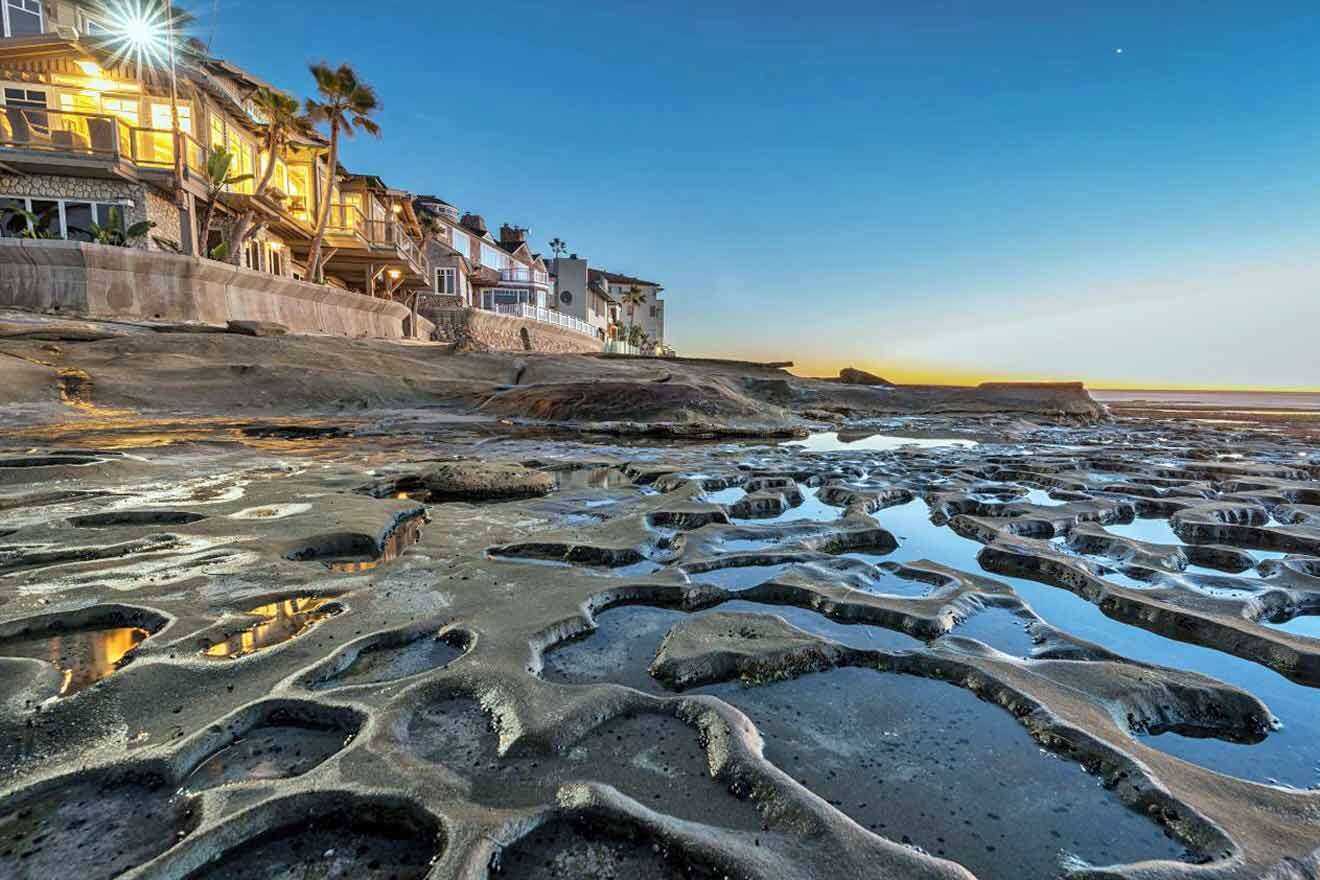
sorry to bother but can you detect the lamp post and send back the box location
[99,0,189,252]
[164,0,189,254]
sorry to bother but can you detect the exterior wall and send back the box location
[550,258,589,322]
[142,187,182,249]
[0,238,432,339]
[424,240,470,305]
[608,281,665,344]
[425,307,603,354]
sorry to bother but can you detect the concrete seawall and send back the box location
[0,239,432,339]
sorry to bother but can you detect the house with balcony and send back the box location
[0,10,291,263]
[305,172,430,297]
[551,254,620,339]
[0,7,431,307]
[412,196,599,339]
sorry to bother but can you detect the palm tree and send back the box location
[620,284,647,336]
[303,63,381,283]
[225,87,313,264]
[549,237,566,259]
[198,146,252,260]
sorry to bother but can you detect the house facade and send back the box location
[0,3,430,303]
[591,269,665,346]
[412,195,611,341]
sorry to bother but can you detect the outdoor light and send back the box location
[75,60,103,76]
[387,269,402,279]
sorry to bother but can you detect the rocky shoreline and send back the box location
[0,320,1317,880]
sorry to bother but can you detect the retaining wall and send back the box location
[0,238,431,339]
[425,306,604,354]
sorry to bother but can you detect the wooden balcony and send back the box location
[0,107,206,185]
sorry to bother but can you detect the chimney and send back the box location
[460,213,487,235]
[499,224,527,245]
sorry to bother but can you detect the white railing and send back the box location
[493,303,599,339]
[604,340,641,355]
[500,267,551,286]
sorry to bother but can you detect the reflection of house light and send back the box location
[391,204,402,214]
[387,269,402,279]
[76,60,102,76]
[269,241,283,251]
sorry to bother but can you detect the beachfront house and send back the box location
[0,3,430,304]
[413,195,611,343]
[591,269,666,347]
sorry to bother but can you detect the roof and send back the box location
[414,195,456,209]
[590,269,662,288]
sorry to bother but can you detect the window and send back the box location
[435,267,457,294]
[268,245,284,277]
[480,242,506,270]
[0,196,132,240]
[102,96,139,127]
[2,0,42,36]
[210,114,225,152]
[78,12,109,36]
[150,102,192,134]
[3,87,48,134]
[649,306,657,317]
[482,288,533,309]
[243,239,260,271]
[449,228,470,259]
[64,202,95,241]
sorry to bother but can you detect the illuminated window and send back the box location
[150,102,192,134]
[102,96,140,126]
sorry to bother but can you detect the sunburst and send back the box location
[87,0,187,81]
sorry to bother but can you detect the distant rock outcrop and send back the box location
[838,368,893,387]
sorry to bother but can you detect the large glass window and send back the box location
[3,0,43,36]
[0,196,132,240]
[480,242,506,270]
[64,202,95,241]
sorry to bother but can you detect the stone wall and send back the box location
[0,174,179,251]
[0,238,433,339]
[425,307,603,354]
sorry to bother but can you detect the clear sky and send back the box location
[195,1,1320,388]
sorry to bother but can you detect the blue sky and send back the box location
[197,1,1320,387]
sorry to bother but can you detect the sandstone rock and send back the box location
[0,321,123,341]
[421,461,554,501]
[838,367,893,387]
[226,320,289,338]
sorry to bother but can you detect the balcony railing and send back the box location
[604,340,641,355]
[493,303,599,339]
[363,219,429,275]
[499,266,551,286]
[323,207,429,277]
[324,202,368,242]
[0,108,205,176]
